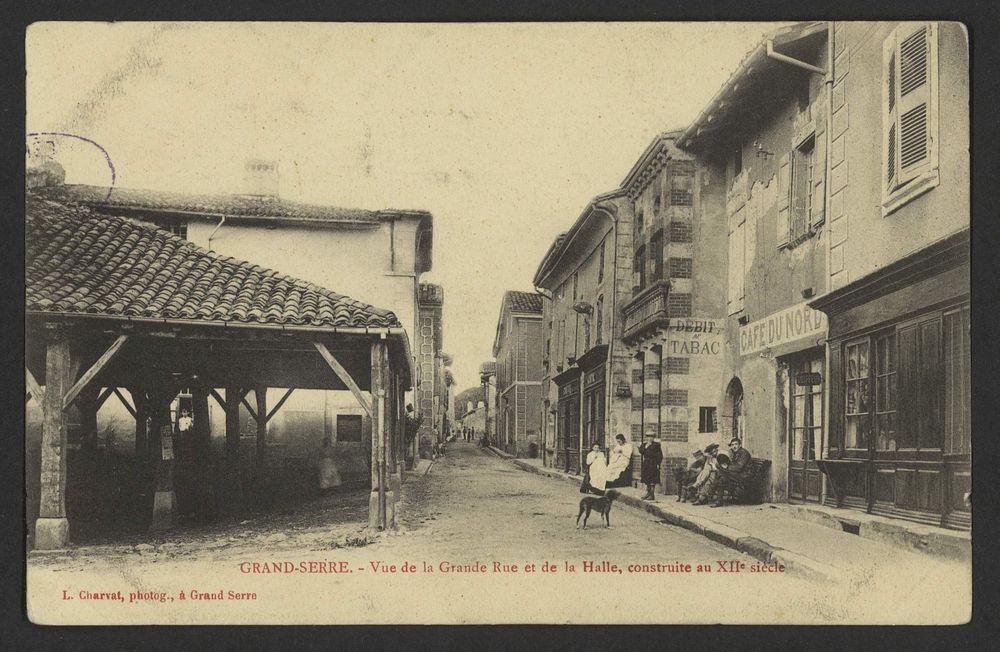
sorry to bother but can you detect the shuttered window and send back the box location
[883,22,939,213]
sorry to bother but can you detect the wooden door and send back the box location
[789,355,824,502]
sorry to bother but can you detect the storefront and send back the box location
[811,230,970,529]
[580,345,608,454]
[554,369,581,475]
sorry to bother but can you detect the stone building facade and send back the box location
[678,21,970,527]
[492,291,544,456]
[416,283,445,455]
[533,192,634,475]
[618,132,728,493]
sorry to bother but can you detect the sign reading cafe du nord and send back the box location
[739,301,827,357]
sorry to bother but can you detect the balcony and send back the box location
[621,279,670,343]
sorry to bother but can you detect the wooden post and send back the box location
[35,324,72,549]
[148,385,177,531]
[255,384,267,488]
[191,385,212,522]
[225,386,243,515]
[369,340,389,529]
[128,387,148,462]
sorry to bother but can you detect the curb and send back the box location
[506,456,840,583]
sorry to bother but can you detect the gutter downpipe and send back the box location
[766,26,836,503]
[593,199,620,467]
[207,215,226,250]
[534,286,554,468]
[821,21,835,504]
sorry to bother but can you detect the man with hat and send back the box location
[709,437,754,507]
[638,432,664,501]
[676,448,707,502]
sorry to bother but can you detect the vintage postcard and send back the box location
[24,21,971,625]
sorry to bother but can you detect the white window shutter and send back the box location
[776,154,790,248]
[883,29,899,193]
[896,22,935,185]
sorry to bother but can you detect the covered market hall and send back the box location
[25,194,413,549]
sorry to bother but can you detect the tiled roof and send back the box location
[25,194,401,329]
[506,290,543,314]
[35,184,381,224]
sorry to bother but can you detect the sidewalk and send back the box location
[489,448,970,583]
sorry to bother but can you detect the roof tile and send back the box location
[26,195,401,330]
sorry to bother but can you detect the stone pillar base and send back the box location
[149,490,177,531]
[34,517,70,550]
[368,490,396,530]
[390,471,402,494]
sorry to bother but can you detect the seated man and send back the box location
[676,448,707,501]
[709,437,753,507]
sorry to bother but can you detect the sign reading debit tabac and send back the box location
[739,301,826,356]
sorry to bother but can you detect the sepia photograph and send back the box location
[23,20,971,625]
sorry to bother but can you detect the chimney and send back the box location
[243,159,279,198]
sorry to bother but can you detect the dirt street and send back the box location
[27,442,967,624]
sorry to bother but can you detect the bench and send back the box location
[716,458,771,505]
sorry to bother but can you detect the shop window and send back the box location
[943,307,970,455]
[844,339,870,450]
[883,22,939,216]
[874,332,898,451]
[698,407,717,433]
[791,357,824,461]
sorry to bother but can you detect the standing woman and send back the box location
[581,443,608,495]
[605,433,634,488]
[638,433,663,500]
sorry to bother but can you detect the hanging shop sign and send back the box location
[740,300,827,356]
[796,372,823,386]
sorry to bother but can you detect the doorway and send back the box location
[788,353,824,502]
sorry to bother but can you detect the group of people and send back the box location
[580,433,754,507]
[677,437,753,507]
[580,433,665,499]
[459,426,477,442]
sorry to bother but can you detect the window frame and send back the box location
[882,22,940,218]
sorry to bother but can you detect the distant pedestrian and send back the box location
[638,433,663,500]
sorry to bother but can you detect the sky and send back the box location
[26,22,786,391]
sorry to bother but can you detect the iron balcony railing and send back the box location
[621,279,670,342]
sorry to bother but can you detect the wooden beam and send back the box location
[313,342,373,417]
[113,388,136,419]
[95,386,115,411]
[240,391,258,422]
[63,335,128,411]
[255,385,267,485]
[209,388,227,411]
[265,388,295,423]
[25,367,45,405]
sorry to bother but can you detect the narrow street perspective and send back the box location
[29,441,968,624]
[24,20,971,626]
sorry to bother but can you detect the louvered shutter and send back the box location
[897,23,933,184]
[887,23,936,191]
[883,30,899,192]
[776,154,790,248]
